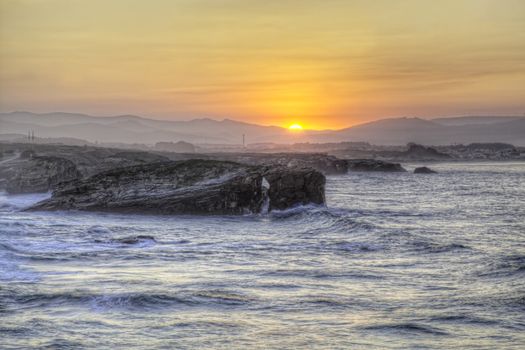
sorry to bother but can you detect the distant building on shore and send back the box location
[154,141,196,153]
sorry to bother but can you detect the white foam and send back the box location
[0,191,51,212]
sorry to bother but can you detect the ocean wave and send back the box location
[93,235,156,246]
[507,295,525,309]
[191,290,256,306]
[86,225,113,235]
[32,338,86,349]
[166,320,242,330]
[429,314,499,325]
[0,243,41,283]
[0,233,158,264]
[268,204,375,234]
[409,241,472,254]
[298,296,352,309]
[0,242,23,254]
[89,293,192,311]
[24,249,161,262]
[3,289,257,312]
[2,292,189,312]
[0,192,51,212]
[258,268,385,280]
[501,255,525,272]
[0,268,40,283]
[254,282,301,290]
[0,326,32,335]
[360,322,449,336]
[332,241,381,253]
[268,204,338,219]
[477,254,525,278]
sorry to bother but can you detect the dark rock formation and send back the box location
[194,153,349,175]
[94,235,157,245]
[28,159,325,215]
[1,143,348,176]
[346,159,406,172]
[465,143,515,152]
[0,143,171,178]
[404,143,451,160]
[438,143,521,160]
[361,143,451,161]
[414,166,437,174]
[70,150,170,176]
[263,164,326,210]
[0,155,81,193]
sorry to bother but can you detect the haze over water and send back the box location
[1,162,524,349]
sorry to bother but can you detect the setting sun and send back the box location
[288,123,303,131]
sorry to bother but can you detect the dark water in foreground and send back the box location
[1,162,524,349]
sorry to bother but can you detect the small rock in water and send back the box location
[346,159,406,172]
[414,166,437,174]
[87,225,112,234]
[112,235,156,244]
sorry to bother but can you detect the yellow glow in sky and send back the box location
[288,123,303,131]
[1,0,524,129]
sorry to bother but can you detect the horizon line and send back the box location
[1,110,524,132]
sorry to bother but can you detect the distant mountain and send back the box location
[431,116,524,126]
[306,116,525,145]
[335,117,446,144]
[1,112,524,146]
[0,111,290,144]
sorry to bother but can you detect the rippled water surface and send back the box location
[1,162,524,349]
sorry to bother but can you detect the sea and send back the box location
[1,162,524,349]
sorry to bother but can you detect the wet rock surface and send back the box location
[0,143,170,178]
[28,159,325,215]
[0,155,81,193]
[401,143,451,160]
[414,166,437,174]
[346,159,406,172]
[192,153,349,175]
[94,235,157,245]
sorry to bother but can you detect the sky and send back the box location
[1,0,524,129]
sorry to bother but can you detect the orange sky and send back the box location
[1,0,524,129]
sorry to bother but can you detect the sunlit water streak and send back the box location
[1,162,524,349]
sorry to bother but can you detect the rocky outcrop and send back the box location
[414,166,437,174]
[66,150,170,176]
[0,155,81,193]
[280,154,348,175]
[356,143,452,161]
[437,143,522,160]
[28,159,325,215]
[403,143,451,160]
[263,164,325,210]
[346,159,406,172]
[195,153,349,175]
[0,143,171,178]
[95,235,156,245]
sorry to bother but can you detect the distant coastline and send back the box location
[1,111,524,146]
